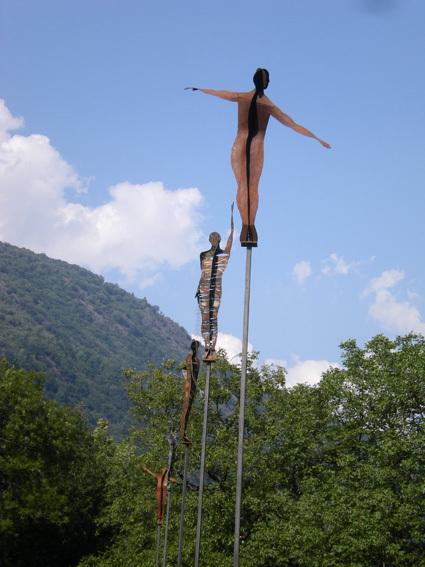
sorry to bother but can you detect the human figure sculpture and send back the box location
[179,339,201,445]
[196,204,234,362]
[186,68,330,246]
[143,465,177,526]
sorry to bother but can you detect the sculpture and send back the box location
[186,68,330,246]
[196,204,234,362]
[143,466,177,526]
[179,339,201,445]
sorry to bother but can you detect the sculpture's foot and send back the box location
[203,349,217,363]
[182,434,192,446]
[240,225,258,247]
[240,224,248,245]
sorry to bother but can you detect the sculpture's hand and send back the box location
[319,139,331,149]
[184,87,199,91]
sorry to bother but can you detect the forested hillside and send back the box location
[0,241,191,437]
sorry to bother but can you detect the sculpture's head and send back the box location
[191,339,200,354]
[209,232,221,248]
[253,68,269,94]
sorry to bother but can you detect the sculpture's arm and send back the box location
[269,104,331,148]
[143,465,157,479]
[195,276,202,301]
[185,87,240,102]
[224,202,235,254]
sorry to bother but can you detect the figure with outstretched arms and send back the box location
[196,204,234,362]
[186,69,330,246]
[143,466,177,526]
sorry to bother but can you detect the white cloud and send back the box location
[192,333,253,364]
[292,260,312,283]
[192,332,253,361]
[363,269,404,295]
[0,100,204,286]
[266,357,338,387]
[0,99,24,142]
[363,270,425,334]
[322,252,352,275]
[286,358,338,387]
[216,332,254,360]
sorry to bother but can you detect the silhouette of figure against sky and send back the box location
[187,68,330,246]
[196,204,234,361]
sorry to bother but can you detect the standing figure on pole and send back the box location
[143,465,177,527]
[196,204,234,362]
[186,68,330,246]
[179,339,201,445]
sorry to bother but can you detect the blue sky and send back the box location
[1,0,424,384]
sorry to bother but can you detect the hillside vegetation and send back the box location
[0,241,191,436]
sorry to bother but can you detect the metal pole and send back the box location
[233,245,253,567]
[162,432,177,567]
[194,362,212,567]
[177,444,190,567]
[155,525,161,567]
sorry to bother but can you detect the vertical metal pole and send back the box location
[162,432,177,567]
[155,525,161,567]
[177,444,190,567]
[194,362,212,567]
[233,246,253,567]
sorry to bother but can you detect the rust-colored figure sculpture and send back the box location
[143,466,177,526]
[179,339,201,445]
[196,204,234,362]
[186,69,330,246]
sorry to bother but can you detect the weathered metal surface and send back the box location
[196,205,234,361]
[179,339,201,445]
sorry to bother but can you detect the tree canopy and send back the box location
[79,334,425,566]
[0,359,111,567]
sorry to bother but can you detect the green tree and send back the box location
[80,335,425,566]
[0,359,111,567]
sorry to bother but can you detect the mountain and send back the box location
[0,241,191,437]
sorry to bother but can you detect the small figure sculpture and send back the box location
[186,69,330,246]
[179,339,201,445]
[143,465,177,526]
[196,205,234,362]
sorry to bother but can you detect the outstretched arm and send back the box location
[143,465,157,479]
[269,104,331,148]
[185,87,240,102]
[224,202,234,254]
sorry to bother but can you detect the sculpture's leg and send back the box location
[157,486,164,526]
[241,139,263,247]
[200,305,210,354]
[232,140,251,243]
[179,399,191,445]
